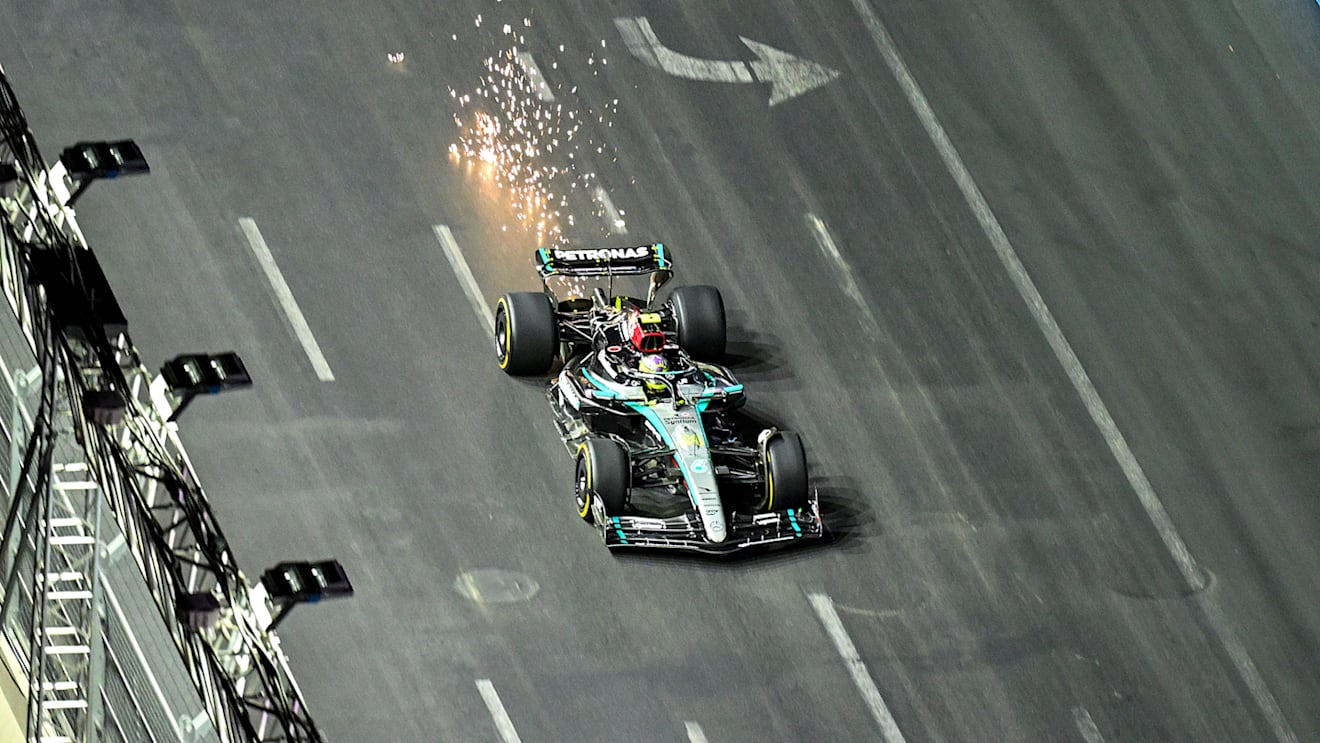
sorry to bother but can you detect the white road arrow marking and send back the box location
[614,16,839,106]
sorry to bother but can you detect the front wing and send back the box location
[598,499,824,554]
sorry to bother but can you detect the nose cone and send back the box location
[653,403,727,544]
[705,512,728,542]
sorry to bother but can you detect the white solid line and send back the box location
[238,218,335,381]
[433,225,495,336]
[806,214,877,335]
[1072,707,1106,743]
[847,3,1296,742]
[514,50,555,101]
[476,679,523,743]
[844,0,1199,590]
[593,186,628,233]
[1197,595,1297,742]
[808,593,907,743]
[684,721,709,743]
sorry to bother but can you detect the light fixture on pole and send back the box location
[59,140,149,206]
[159,352,253,422]
[261,560,354,631]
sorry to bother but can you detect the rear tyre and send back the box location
[763,432,808,512]
[495,292,558,375]
[575,438,630,522]
[670,285,726,360]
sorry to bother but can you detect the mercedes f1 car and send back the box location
[494,243,823,553]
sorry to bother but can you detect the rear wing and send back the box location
[535,243,673,277]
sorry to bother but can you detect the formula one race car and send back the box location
[494,243,823,553]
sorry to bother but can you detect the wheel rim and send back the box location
[495,309,509,364]
[575,456,591,517]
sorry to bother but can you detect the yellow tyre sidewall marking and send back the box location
[766,451,775,511]
[577,442,592,517]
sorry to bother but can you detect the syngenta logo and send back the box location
[552,247,650,261]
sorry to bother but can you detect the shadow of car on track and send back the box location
[812,475,875,553]
[722,338,787,377]
[720,311,795,384]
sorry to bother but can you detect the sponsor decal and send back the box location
[690,460,709,474]
[552,246,651,262]
[675,425,703,453]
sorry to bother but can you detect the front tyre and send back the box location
[495,292,558,375]
[575,438,630,522]
[763,431,808,512]
[670,285,726,361]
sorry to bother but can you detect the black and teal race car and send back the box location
[494,243,823,553]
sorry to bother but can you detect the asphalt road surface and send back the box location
[4,0,1320,740]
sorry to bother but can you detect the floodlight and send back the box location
[261,560,354,630]
[60,139,149,206]
[159,352,252,421]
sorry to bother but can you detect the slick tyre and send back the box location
[764,432,809,512]
[495,292,558,375]
[670,285,726,361]
[575,439,630,522]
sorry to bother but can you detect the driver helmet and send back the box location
[638,353,669,392]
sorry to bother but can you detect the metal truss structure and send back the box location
[0,67,323,742]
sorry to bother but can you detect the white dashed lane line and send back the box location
[476,679,523,743]
[593,186,628,233]
[808,592,907,743]
[1073,707,1106,743]
[514,50,555,102]
[433,224,495,336]
[238,217,335,381]
[806,213,878,336]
